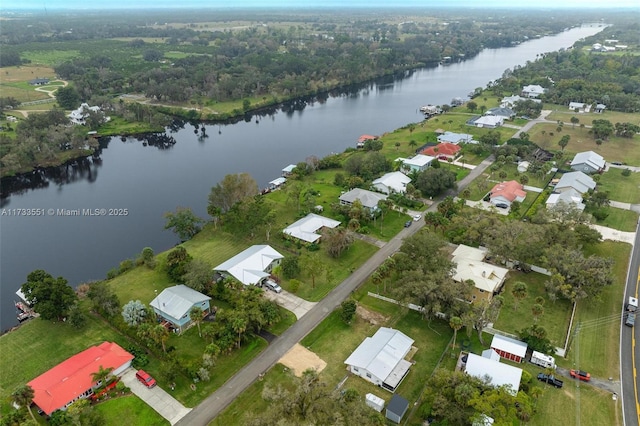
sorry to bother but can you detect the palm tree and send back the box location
[409,139,417,151]
[189,306,204,337]
[532,303,544,322]
[91,365,114,387]
[12,385,36,422]
[231,314,248,348]
[449,316,463,354]
[512,281,528,311]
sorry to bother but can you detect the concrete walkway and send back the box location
[262,289,317,320]
[463,199,508,215]
[120,368,191,425]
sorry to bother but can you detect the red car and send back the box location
[135,370,157,388]
[570,369,591,382]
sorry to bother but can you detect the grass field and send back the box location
[588,206,639,232]
[494,272,574,347]
[20,50,82,66]
[546,106,640,132]
[597,168,640,204]
[0,65,56,82]
[94,396,168,426]
[528,122,640,166]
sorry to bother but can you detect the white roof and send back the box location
[403,154,434,168]
[149,285,210,320]
[214,245,284,285]
[282,164,296,173]
[482,348,501,361]
[283,213,340,243]
[372,171,412,193]
[452,245,507,293]
[474,115,503,127]
[344,327,414,383]
[465,353,522,396]
[546,190,585,211]
[437,131,476,144]
[269,177,286,186]
[490,334,528,358]
[365,393,385,412]
[555,171,596,194]
[569,102,587,109]
[339,188,388,209]
[570,151,605,171]
[522,84,545,94]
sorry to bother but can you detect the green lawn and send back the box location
[588,206,639,232]
[20,49,82,66]
[528,122,640,166]
[546,106,640,133]
[494,272,574,347]
[597,168,640,204]
[94,396,168,426]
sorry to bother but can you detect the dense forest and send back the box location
[0,9,607,107]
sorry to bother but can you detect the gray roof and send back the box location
[283,213,340,243]
[485,107,515,118]
[150,285,210,320]
[214,245,283,285]
[344,327,414,382]
[555,171,596,194]
[546,190,585,211]
[387,394,409,416]
[570,151,605,171]
[437,131,476,144]
[339,188,388,209]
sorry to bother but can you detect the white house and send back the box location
[400,154,435,174]
[546,190,585,211]
[282,164,297,176]
[555,171,596,194]
[283,213,340,243]
[339,188,388,212]
[150,285,211,333]
[521,84,546,98]
[437,131,477,145]
[473,115,503,128]
[452,245,509,300]
[344,327,414,392]
[485,107,515,120]
[464,353,522,396]
[268,177,286,190]
[594,104,606,113]
[568,102,591,113]
[372,171,412,194]
[214,245,284,286]
[68,103,109,125]
[500,95,540,109]
[570,151,605,174]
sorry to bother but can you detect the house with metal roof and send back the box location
[372,171,411,194]
[283,213,340,244]
[29,78,50,86]
[150,285,211,333]
[344,327,415,392]
[28,342,134,415]
[570,151,605,174]
[555,171,596,194]
[281,164,297,176]
[214,245,284,286]
[464,352,523,396]
[452,245,509,301]
[546,189,586,211]
[400,154,435,173]
[568,102,591,113]
[521,84,546,98]
[339,188,388,212]
[490,334,528,363]
[437,131,477,145]
[472,115,504,129]
[485,107,516,120]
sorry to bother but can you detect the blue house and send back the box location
[150,285,211,333]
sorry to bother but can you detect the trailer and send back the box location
[627,297,638,312]
[531,350,555,369]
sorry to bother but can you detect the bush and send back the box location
[592,208,610,221]
[622,168,631,177]
[289,279,302,293]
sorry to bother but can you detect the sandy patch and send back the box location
[356,305,389,325]
[279,344,327,377]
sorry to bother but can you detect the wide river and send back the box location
[0,24,604,332]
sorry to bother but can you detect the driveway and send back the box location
[590,224,636,246]
[120,368,191,425]
[262,289,317,319]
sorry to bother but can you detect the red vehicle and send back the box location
[570,369,591,382]
[135,370,157,388]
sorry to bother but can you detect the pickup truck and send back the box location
[537,373,563,388]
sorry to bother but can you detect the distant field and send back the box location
[20,50,81,66]
[546,105,640,127]
[0,65,56,82]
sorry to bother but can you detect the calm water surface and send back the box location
[0,25,604,331]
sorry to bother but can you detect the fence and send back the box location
[20,98,56,106]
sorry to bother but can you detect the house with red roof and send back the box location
[357,134,378,148]
[28,342,134,415]
[489,180,526,209]
[421,142,461,160]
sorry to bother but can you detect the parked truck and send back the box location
[531,350,556,369]
[627,296,638,312]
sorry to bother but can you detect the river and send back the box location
[0,24,604,332]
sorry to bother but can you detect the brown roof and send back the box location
[421,142,461,157]
[358,134,378,143]
[490,180,526,202]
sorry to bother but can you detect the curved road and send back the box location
[176,156,495,425]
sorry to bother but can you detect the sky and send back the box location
[2,0,639,10]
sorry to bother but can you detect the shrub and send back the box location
[622,168,631,177]
[289,279,302,293]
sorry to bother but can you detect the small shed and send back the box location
[386,394,409,424]
[490,334,528,363]
[365,393,385,412]
[268,177,286,190]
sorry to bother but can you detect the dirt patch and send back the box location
[356,305,389,326]
[0,65,56,82]
[278,344,327,377]
[563,388,575,400]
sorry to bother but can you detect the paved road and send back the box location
[621,218,640,426]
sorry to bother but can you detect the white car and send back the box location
[413,214,422,221]
[264,280,282,293]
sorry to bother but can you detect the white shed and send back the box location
[365,393,385,412]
